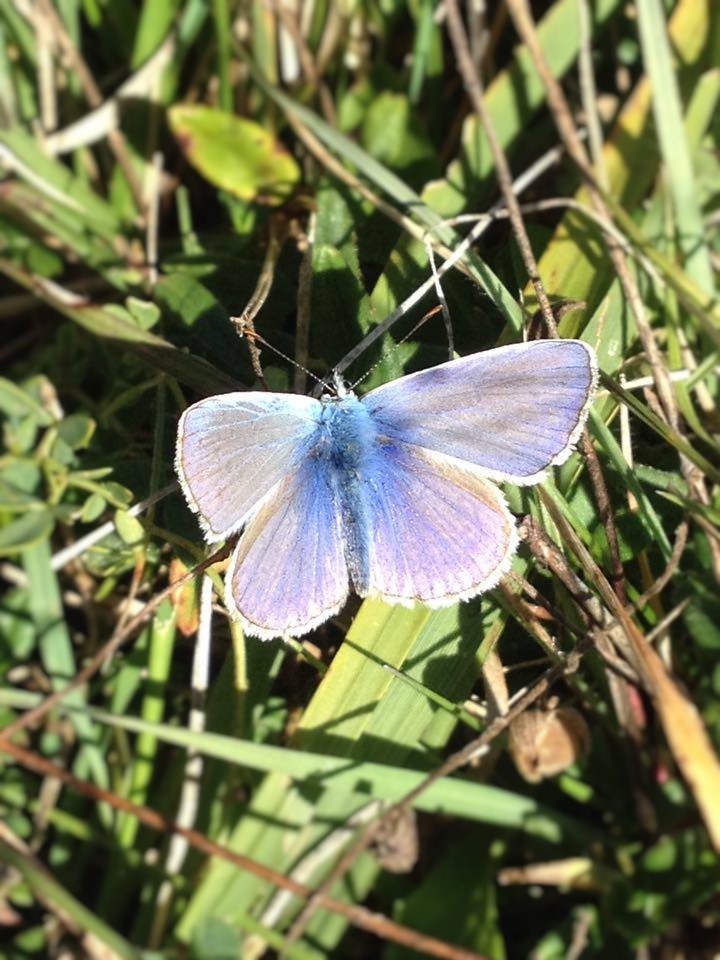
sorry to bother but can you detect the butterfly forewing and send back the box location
[176,392,323,541]
[362,339,597,484]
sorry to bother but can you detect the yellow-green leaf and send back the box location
[168,105,301,205]
[114,509,145,546]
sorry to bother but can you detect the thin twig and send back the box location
[503,0,676,413]
[333,139,586,375]
[145,150,164,288]
[633,522,689,610]
[230,215,289,387]
[294,212,316,394]
[510,576,641,685]
[445,0,557,337]
[645,598,690,644]
[576,0,607,187]
[148,574,214,949]
[110,552,147,660]
[446,2,627,605]
[34,6,57,133]
[425,237,455,358]
[531,496,720,853]
[581,433,626,603]
[287,112,464,273]
[504,0,720,585]
[261,802,382,944]
[267,0,337,124]
[50,483,177,573]
[0,821,117,960]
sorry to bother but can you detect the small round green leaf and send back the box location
[0,509,54,556]
[114,509,145,546]
[80,492,107,523]
[0,376,54,426]
[57,412,96,450]
[126,296,161,330]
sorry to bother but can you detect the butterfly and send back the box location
[175,338,597,640]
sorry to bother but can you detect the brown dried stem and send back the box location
[267,0,337,125]
[284,111,473,281]
[445,0,558,338]
[531,495,720,853]
[503,0,720,584]
[445,1,626,602]
[581,433,626,604]
[0,821,116,959]
[633,521,689,611]
[230,214,290,387]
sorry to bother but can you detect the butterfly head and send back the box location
[322,369,353,402]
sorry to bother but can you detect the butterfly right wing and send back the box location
[226,456,349,640]
[176,392,323,541]
[362,340,597,485]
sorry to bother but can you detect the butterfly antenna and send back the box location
[423,232,454,360]
[348,305,445,392]
[344,220,474,392]
[232,317,328,393]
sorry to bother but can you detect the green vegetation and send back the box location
[1,1,719,958]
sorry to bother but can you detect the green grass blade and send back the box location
[117,598,177,848]
[0,257,242,395]
[588,407,673,558]
[636,0,714,292]
[0,837,140,960]
[0,691,597,844]
[248,61,524,332]
[20,541,109,793]
[601,372,720,485]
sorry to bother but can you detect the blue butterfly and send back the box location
[175,339,597,640]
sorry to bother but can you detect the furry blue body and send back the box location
[316,394,378,593]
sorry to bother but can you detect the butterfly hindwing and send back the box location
[176,392,323,541]
[349,439,518,606]
[226,457,349,640]
[362,339,597,484]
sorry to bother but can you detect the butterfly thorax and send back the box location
[318,393,375,473]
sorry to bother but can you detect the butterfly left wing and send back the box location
[176,392,323,541]
[226,457,349,640]
[350,440,517,606]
